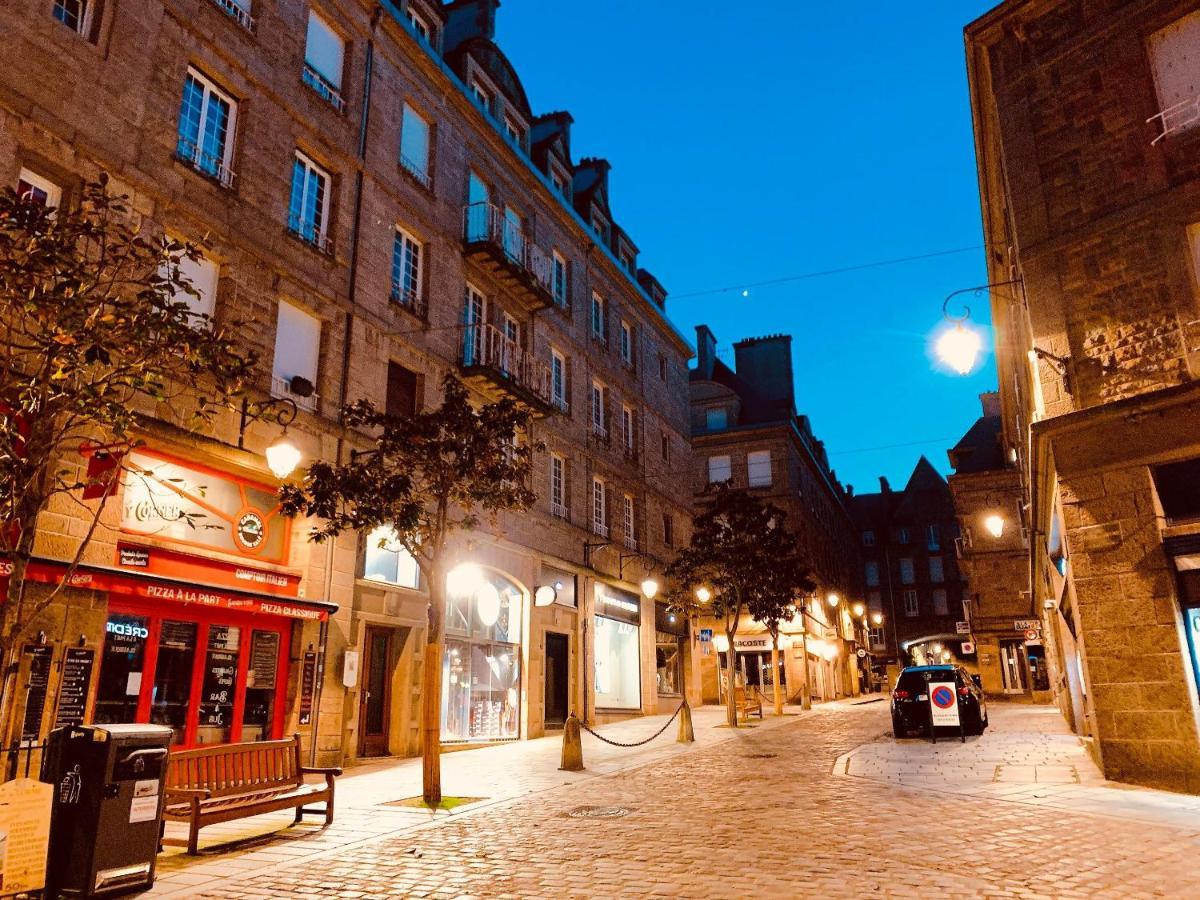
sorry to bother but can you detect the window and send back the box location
[591,293,605,342]
[622,494,636,548]
[620,321,633,366]
[551,171,568,196]
[53,0,95,37]
[899,558,915,585]
[272,300,320,410]
[550,455,567,519]
[660,432,669,463]
[869,627,885,648]
[502,313,519,345]
[707,455,731,485]
[864,561,880,588]
[1152,457,1200,524]
[590,381,607,438]
[591,213,608,243]
[926,524,940,550]
[748,450,771,488]
[868,591,882,612]
[932,588,949,616]
[209,0,255,32]
[15,169,61,208]
[897,527,911,545]
[406,4,431,42]
[503,116,525,148]
[363,525,420,589]
[929,556,945,583]
[391,227,422,310]
[552,251,568,307]
[164,250,218,321]
[399,103,431,187]
[1148,12,1200,142]
[662,513,674,547]
[303,10,345,111]
[551,350,568,412]
[288,152,331,250]
[621,405,635,455]
[386,361,419,419]
[862,530,876,547]
[705,407,727,430]
[177,69,237,187]
[469,78,492,112]
[592,478,607,536]
[903,590,919,617]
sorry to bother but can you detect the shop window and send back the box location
[243,630,280,741]
[150,620,198,745]
[363,524,420,589]
[197,625,240,745]
[655,632,682,695]
[94,614,150,725]
[594,614,641,710]
[1153,457,1200,524]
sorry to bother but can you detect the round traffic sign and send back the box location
[931,685,956,709]
[1024,629,1038,641]
[856,648,867,658]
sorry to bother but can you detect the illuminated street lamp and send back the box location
[696,586,712,603]
[826,592,840,608]
[852,601,865,618]
[984,514,1005,538]
[265,431,302,479]
[933,280,1022,376]
[871,611,884,626]
[641,578,660,599]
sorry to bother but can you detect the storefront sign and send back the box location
[19,646,52,744]
[1014,619,1040,631]
[52,648,95,730]
[0,779,52,894]
[120,449,290,563]
[595,584,641,626]
[116,542,301,598]
[732,635,772,651]
[928,681,960,728]
[298,651,317,726]
[956,621,970,634]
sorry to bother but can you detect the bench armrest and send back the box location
[300,766,343,777]
[165,787,212,800]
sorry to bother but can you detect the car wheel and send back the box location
[892,716,906,738]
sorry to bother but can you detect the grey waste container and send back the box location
[41,723,173,898]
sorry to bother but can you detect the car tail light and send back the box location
[958,686,970,697]
[892,689,910,699]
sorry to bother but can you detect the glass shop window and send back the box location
[655,632,682,695]
[196,625,240,745]
[150,620,197,745]
[243,630,280,742]
[1153,457,1200,525]
[94,614,150,724]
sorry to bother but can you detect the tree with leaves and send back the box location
[663,485,814,727]
[278,375,538,804]
[0,176,256,741]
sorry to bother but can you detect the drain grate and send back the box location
[564,805,631,819]
[745,752,777,759]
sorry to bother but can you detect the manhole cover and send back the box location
[745,753,777,759]
[564,805,631,819]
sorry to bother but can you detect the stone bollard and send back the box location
[677,699,695,744]
[560,712,584,771]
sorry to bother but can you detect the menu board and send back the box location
[198,651,238,727]
[248,631,279,690]
[19,646,52,744]
[298,651,317,726]
[51,648,95,730]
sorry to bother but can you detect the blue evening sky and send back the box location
[496,1,1000,495]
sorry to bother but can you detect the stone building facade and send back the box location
[0,0,695,768]
[967,0,1200,790]
[688,327,865,704]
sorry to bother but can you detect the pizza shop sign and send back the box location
[120,450,290,564]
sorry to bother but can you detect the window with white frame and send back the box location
[53,0,95,37]
[552,251,568,306]
[926,524,940,550]
[621,405,634,454]
[868,591,882,611]
[590,381,607,437]
[903,590,919,617]
[176,68,237,187]
[1148,12,1200,142]
[929,556,945,583]
[864,561,880,587]
[591,212,608,243]
[469,78,492,112]
[405,3,432,42]
[550,454,566,518]
[747,450,771,488]
[869,627,885,647]
[551,171,568,196]
[362,525,420,589]
[592,478,607,536]
[400,103,431,186]
[622,494,636,548]
[502,313,519,345]
[897,527,911,545]
[862,530,876,547]
[209,0,254,31]
[303,10,345,111]
[707,455,731,485]
[288,152,331,249]
[164,250,218,322]
[932,588,949,616]
[590,292,605,341]
[15,169,61,208]
[899,558,915,585]
[272,300,320,409]
[503,116,525,149]
[705,407,727,430]
[551,349,568,411]
[391,227,422,309]
[619,320,633,366]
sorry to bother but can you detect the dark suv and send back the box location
[891,665,988,737]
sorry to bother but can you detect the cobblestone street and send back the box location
[155,701,1200,898]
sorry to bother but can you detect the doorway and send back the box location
[999,639,1028,694]
[544,632,569,728]
[358,625,393,757]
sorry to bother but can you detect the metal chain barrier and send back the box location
[577,701,685,748]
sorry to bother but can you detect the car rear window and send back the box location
[897,669,957,691]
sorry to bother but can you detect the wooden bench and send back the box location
[734,686,763,721]
[162,734,341,855]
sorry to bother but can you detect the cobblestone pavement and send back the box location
[172,701,1200,898]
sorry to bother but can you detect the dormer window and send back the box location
[470,78,493,114]
[591,213,608,243]
[551,171,568,197]
[503,116,525,150]
[406,3,432,43]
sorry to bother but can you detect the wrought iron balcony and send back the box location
[302,64,346,113]
[462,203,554,310]
[207,0,255,31]
[175,137,236,189]
[459,323,555,415]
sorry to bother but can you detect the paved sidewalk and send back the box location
[150,704,803,896]
[836,702,1200,828]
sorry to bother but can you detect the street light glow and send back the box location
[641,578,660,599]
[936,322,983,375]
[827,592,840,607]
[984,514,1005,538]
[696,586,712,602]
[852,601,865,617]
[871,612,884,625]
[265,432,302,479]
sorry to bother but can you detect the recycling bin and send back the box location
[41,723,173,898]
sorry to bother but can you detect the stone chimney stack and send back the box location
[880,476,892,494]
[980,391,1002,417]
[695,325,718,380]
[733,334,795,418]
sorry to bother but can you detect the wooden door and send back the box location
[358,625,392,757]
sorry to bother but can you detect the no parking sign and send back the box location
[928,681,960,728]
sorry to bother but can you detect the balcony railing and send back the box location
[622,533,638,551]
[459,323,554,411]
[462,202,554,308]
[550,500,569,520]
[175,137,236,189]
[592,521,609,538]
[207,0,255,32]
[302,64,346,113]
[592,420,608,441]
[271,374,319,413]
[1148,94,1200,145]
[390,285,427,319]
[287,213,333,255]
[400,153,432,189]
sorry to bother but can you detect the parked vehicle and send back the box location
[890,665,988,737]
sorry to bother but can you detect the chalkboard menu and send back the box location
[52,648,95,730]
[248,631,279,690]
[198,651,238,727]
[20,646,53,744]
[298,651,317,726]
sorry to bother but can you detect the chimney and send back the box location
[879,476,892,494]
[695,325,718,380]
[846,484,855,498]
[980,391,1001,418]
[733,334,795,417]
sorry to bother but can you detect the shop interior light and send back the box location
[447,563,484,599]
[265,430,302,479]
[984,514,1005,538]
[641,578,660,599]
[534,584,557,607]
[476,581,501,628]
[712,634,730,653]
[695,586,712,603]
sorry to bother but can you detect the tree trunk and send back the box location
[771,635,783,717]
[420,560,447,806]
[724,624,738,729]
[800,629,813,711]
[0,526,37,747]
